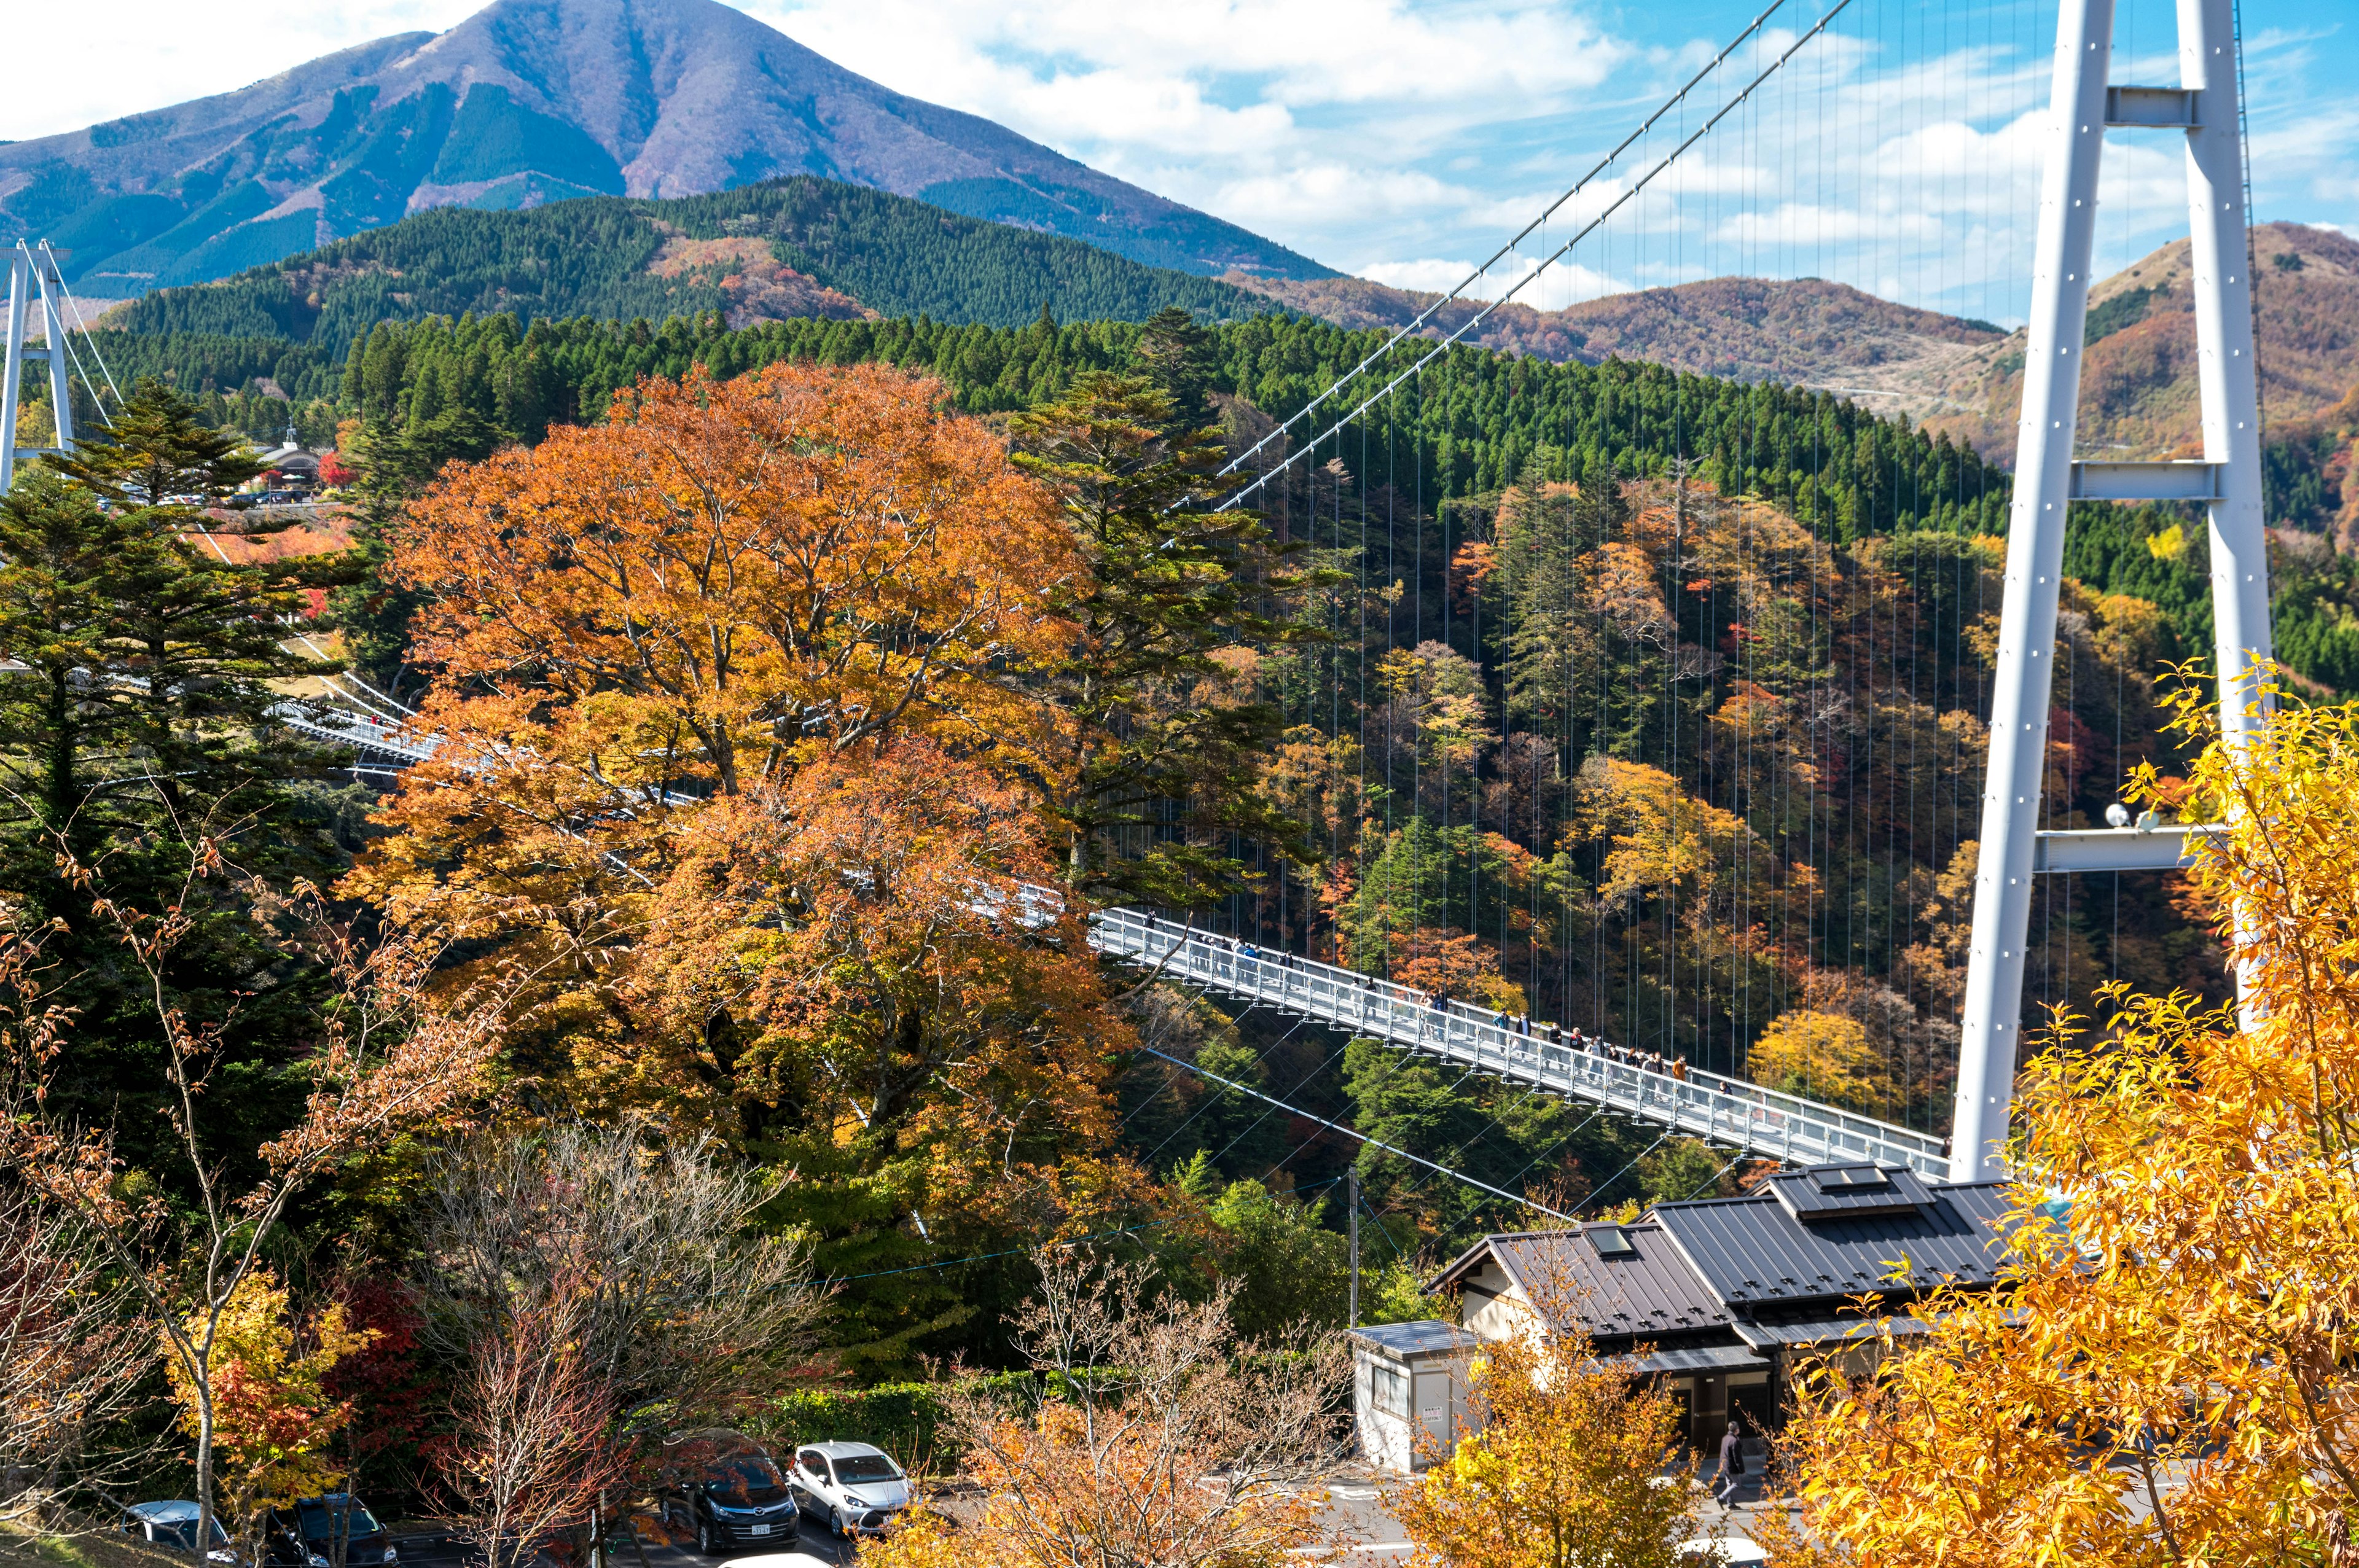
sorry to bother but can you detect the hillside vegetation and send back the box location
[105,177,1278,354]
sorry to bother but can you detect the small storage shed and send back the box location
[1345,1319,1470,1474]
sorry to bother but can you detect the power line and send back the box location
[1140,1045,1576,1222]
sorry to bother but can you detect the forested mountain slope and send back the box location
[1229,271,2007,390]
[1,0,1330,295]
[102,177,1276,354]
[1913,223,2359,469]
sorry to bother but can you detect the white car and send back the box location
[788,1441,914,1537]
[718,1555,834,1568]
[1676,1539,1769,1565]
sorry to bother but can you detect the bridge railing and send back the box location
[1090,907,1949,1177]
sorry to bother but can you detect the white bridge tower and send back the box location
[1,240,80,493]
[1951,0,2269,1180]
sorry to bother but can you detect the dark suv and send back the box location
[264,1495,397,1568]
[662,1429,802,1555]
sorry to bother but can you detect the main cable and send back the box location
[1217,0,1859,515]
[1216,0,1804,484]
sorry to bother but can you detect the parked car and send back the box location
[663,1429,802,1556]
[714,1556,834,1568]
[263,1494,398,1568]
[121,1501,236,1563]
[788,1442,912,1537]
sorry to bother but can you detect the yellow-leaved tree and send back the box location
[165,1270,375,1558]
[1764,673,2359,1566]
[1390,1297,1694,1568]
[1747,1010,1897,1115]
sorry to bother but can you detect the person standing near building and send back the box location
[1714,1414,1747,1505]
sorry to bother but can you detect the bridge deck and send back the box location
[283,697,1947,1179]
[1090,908,1949,1177]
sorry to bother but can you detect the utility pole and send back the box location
[1,240,79,493]
[1952,0,2269,1180]
[1347,1168,1361,1328]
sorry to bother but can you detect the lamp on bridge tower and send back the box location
[0,240,80,493]
[1952,0,2269,1182]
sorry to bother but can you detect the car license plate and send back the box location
[749,1526,770,1538]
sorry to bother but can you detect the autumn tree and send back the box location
[442,1281,632,1568]
[0,852,510,1561]
[1764,674,2359,1565]
[864,1248,1348,1568]
[164,1270,375,1564]
[1003,370,1325,908]
[384,361,1073,795]
[417,1121,821,1429]
[354,367,1160,1371]
[1391,1274,1694,1568]
[0,1180,147,1519]
[599,742,1155,1370]
[420,1124,810,1565]
[1745,1010,1898,1115]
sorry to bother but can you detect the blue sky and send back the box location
[10,0,2354,324]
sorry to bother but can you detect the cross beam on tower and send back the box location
[1954,0,2268,1181]
[1,241,79,491]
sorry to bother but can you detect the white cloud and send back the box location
[4,0,480,143]
[5,0,2353,322]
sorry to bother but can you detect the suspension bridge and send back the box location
[1,0,2272,1196]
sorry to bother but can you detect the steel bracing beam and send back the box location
[1953,0,2269,1180]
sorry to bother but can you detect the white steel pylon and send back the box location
[1,240,80,493]
[1950,0,2269,1181]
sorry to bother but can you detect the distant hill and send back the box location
[1904,222,2359,470]
[1228,270,2007,399]
[106,176,1280,354]
[0,0,1331,294]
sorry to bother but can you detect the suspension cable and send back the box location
[1216,0,1860,515]
[1218,0,1803,482]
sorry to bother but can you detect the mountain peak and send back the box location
[0,0,1331,294]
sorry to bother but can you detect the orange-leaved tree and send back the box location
[609,739,1148,1229]
[389,360,1074,792]
[1763,672,2359,1566]
[862,1248,1348,1568]
[350,360,1086,1051]
[351,362,1165,1371]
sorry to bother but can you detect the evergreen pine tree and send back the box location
[0,381,364,1181]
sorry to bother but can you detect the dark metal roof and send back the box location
[1433,1225,1732,1341]
[1731,1315,1929,1348]
[1648,1179,2015,1310]
[1611,1344,1772,1376]
[1348,1320,1471,1359]
[1763,1163,1938,1220]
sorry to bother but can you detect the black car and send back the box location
[662,1429,802,1555]
[264,1495,398,1568]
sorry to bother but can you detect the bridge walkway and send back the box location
[1091,908,1949,1177]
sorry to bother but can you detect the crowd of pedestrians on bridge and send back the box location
[1140,916,1693,1083]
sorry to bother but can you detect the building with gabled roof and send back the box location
[1345,1161,2021,1466]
